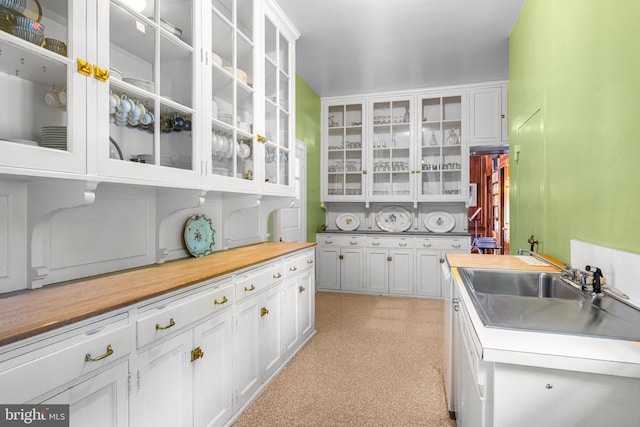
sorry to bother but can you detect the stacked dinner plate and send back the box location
[40,126,67,150]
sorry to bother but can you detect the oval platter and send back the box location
[424,211,455,233]
[336,213,360,231]
[183,214,215,257]
[375,206,412,232]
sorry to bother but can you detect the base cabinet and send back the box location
[0,247,315,427]
[318,233,469,297]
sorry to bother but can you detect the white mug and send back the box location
[117,96,134,113]
[141,111,154,125]
[109,91,120,110]
[58,86,67,106]
[44,87,62,107]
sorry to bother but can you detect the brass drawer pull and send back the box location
[452,244,461,248]
[387,256,392,262]
[289,266,297,272]
[156,318,176,330]
[372,241,380,246]
[399,243,407,247]
[214,296,228,305]
[260,307,269,317]
[244,284,256,292]
[191,346,204,362]
[85,344,113,362]
[307,259,314,264]
[325,240,333,244]
[94,66,109,82]
[423,243,432,248]
[299,286,305,293]
[273,272,282,278]
[350,241,358,245]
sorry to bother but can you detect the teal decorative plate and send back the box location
[183,214,215,257]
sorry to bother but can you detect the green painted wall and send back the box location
[509,0,640,262]
[296,75,323,242]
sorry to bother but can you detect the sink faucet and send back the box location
[586,265,604,295]
[517,249,575,278]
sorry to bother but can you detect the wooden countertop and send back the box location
[0,242,316,347]
[446,253,560,272]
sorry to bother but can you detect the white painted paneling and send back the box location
[225,207,261,248]
[0,182,26,293]
[45,186,155,285]
[571,240,640,308]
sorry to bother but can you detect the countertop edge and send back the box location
[0,242,316,347]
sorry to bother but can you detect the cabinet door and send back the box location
[203,0,258,192]
[42,361,129,427]
[340,247,364,292]
[388,249,413,295]
[298,269,315,342]
[193,311,233,427]
[317,247,340,290]
[323,101,365,200]
[0,1,88,174]
[95,0,200,185]
[259,284,282,380]
[137,332,193,427]
[469,87,503,146]
[280,275,300,361]
[366,248,389,293]
[368,97,414,201]
[415,250,442,297]
[262,5,297,194]
[233,295,261,410]
[417,91,467,202]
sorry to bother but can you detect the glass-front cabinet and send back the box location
[416,91,468,202]
[262,5,295,193]
[323,101,365,200]
[96,0,200,185]
[0,0,87,174]
[203,0,257,190]
[367,97,413,202]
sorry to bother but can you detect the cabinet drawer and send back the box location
[317,234,364,247]
[137,281,234,348]
[285,249,315,275]
[366,236,414,249]
[416,237,470,250]
[235,264,284,302]
[0,315,131,403]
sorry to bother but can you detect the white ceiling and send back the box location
[275,0,525,98]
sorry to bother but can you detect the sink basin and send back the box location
[458,268,584,300]
[456,267,640,341]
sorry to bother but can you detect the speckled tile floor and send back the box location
[233,292,456,427]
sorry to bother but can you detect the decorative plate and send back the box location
[183,214,215,257]
[376,206,412,232]
[424,211,455,233]
[336,213,360,231]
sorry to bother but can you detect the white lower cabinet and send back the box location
[42,361,130,427]
[0,247,315,427]
[318,233,469,297]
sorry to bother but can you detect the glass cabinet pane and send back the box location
[209,0,255,181]
[0,1,72,156]
[107,0,195,171]
[325,103,363,197]
[419,95,463,197]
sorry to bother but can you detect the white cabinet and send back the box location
[365,236,414,295]
[135,281,235,427]
[297,267,315,342]
[368,96,414,202]
[42,361,130,427]
[322,100,366,200]
[415,237,470,297]
[0,1,88,175]
[469,84,508,147]
[316,234,364,292]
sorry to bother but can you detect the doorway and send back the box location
[469,151,510,254]
[273,141,307,242]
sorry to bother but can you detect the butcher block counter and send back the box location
[446,253,560,272]
[0,241,316,347]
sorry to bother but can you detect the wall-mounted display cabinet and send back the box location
[0,0,298,196]
[321,82,507,205]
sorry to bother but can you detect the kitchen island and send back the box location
[444,254,640,427]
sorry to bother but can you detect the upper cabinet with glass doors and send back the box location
[0,0,87,175]
[416,91,468,202]
[203,0,257,191]
[322,101,365,200]
[367,97,413,202]
[262,1,297,195]
[95,0,200,186]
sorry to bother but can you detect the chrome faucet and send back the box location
[516,249,576,278]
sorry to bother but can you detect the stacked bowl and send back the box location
[9,15,44,46]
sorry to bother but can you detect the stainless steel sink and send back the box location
[458,268,584,300]
[457,268,640,341]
